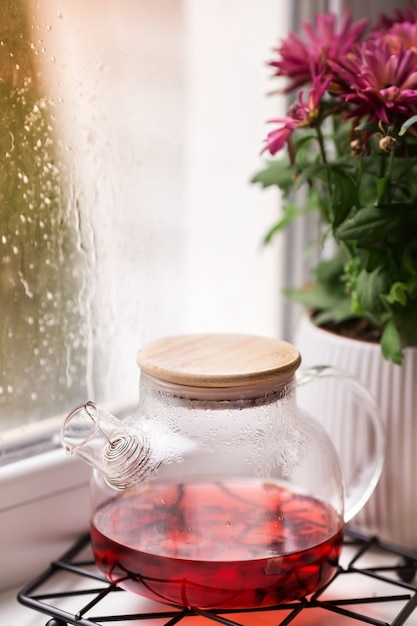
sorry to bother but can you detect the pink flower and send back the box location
[269,12,368,93]
[262,117,298,157]
[262,74,331,156]
[378,21,417,59]
[333,40,417,125]
[375,2,417,31]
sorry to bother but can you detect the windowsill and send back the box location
[0,586,44,626]
[0,447,91,593]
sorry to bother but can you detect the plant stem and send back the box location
[386,148,395,198]
[316,122,334,223]
[316,123,328,166]
[377,149,394,205]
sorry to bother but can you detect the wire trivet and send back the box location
[17,528,417,626]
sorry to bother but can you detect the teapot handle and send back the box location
[296,365,385,523]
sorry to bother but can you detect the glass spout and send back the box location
[61,402,156,489]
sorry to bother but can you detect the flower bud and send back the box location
[350,138,365,157]
[379,136,398,152]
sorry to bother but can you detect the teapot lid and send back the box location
[137,333,301,389]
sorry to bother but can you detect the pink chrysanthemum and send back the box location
[269,12,368,93]
[378,21,417,58]
[262,74,331,156]
[330,40,417,125]
[375,1,417,31]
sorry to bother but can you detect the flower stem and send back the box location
[316,122,334,222]
[316,123,328,166]
[377,149,394,205]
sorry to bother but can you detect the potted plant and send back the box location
[252,5,417,548]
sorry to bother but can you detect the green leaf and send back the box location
[354,121,381,133]
[330,167,358,226]
[336,205,401,245]
[355,268,389,313]
[385,282,408,306]
[291,162,327,194]
[251,160,294,192]
[263,202,307,244]
[381,319,403,364]
[313,304,358,325]
[363,249,389,272]
[292,132,319,151]
[284,283,354,323]
[336,203,417,247]
[315,249,348,284]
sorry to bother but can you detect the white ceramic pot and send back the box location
[295,314,417,550]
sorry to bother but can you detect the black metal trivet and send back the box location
[17,528,417,626]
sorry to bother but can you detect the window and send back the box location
[0,0,286,592]
[0,0,285,463]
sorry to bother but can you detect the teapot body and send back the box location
[89,369,345,609]
[62,333,382,609]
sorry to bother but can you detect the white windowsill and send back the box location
[0,447,91,594]
[1,586,46,626]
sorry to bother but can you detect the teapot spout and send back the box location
[61,401,155,489]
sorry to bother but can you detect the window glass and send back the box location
[0,0,283,444]
[0,0,187,434]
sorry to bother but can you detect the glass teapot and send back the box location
[61,333,384,610]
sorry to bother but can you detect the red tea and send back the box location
[90,479,343,609]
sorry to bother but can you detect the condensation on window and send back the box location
[0,0,186,432]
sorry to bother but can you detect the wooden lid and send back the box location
[136,333,301,388]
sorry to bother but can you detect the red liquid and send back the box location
[90,480,343,609]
